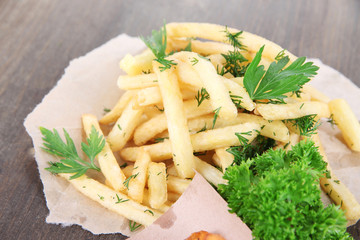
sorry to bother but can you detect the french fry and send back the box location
[107,98,144,151]
[302,84,331,103]
[153,61,195,178]
[142,189,171,213]
[256,101,330,120]
[167,175,191,194]
[214,148,234,172]
[147,162,168,209]
[82,114,126,191]
[59,173,160,226]
[117,73,158,90]
[121,122,261,161]
[167,191,181,202]
[285,132,300,151]
[128,149,151,203]
[168,38,234,56]
[166,22,297,63]
[309,134,360,222]
[123,164,190,195]
[119,49,155,76]
[133,99,213,146]
[172,51,238,120]
[188,113,290,143]
[328,99,360,152]
[194,157,226,187]
[221,77,255,111]
[99,90,136,125]
[135,86,196,107]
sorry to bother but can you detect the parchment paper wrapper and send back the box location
[24,34,360,238]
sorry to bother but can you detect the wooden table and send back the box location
[1,0,359,239]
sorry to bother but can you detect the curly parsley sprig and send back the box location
[40,126,104,179]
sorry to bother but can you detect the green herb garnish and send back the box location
[40,126,104,179]
[243,46,319,101]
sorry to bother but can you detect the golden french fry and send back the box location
[256,101,330,120]
[168,38,234,55]
[107,98,144,151]
[194,157,226,187]
[167,191,181,202]
[214,148,234,172]
[128,149,151,203]
[122,122,261,162]
[147,162,167,209]
[328,99,360,152]
[302,84,331,103]
[123,164,189,195]
[100,90,136,125]
[172,51,238,120]
[188,113,290,143]
[119,49,155,76]
[153,61,195,178]
[142,188,170,213]
[136,86,196,107]
[166,22,297,63]
[167,175,191,194]
[117,73,158,90]
[59,173,160,226]
[82,114,126,191]
[309,134,360,222]
[133,99,213,146]
[222,77,255,111]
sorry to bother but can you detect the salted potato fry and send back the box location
[128,149,151,203]
[194,157,226,187]
[136,86,196,107]
[166,22,297,63]
[167,175,191,194]
[168,38,234,56]
[175,59,203,89]
[256,101,330,120]
[153,61,195,178]
[148,162,167,209]
[142,189,170,213]
[172,51,238,120]
[82,114,126,191]
[167,191,181,202]
[285,132,300,151]
[123,164,189,195]
[119,49,155,76]
[328,99,360,152]
[214,148,234,172]
[59,173,160,226]
[302,84,331,103]
[117,73,158,90]
[222,77,255,111]
[188,113,289,143]
[122,122,261,161]
[107,98,144,151]
[133,99,213,146]
[100,90,136,125]
[309,134,360,222]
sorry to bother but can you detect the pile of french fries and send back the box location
[58,23,360,228]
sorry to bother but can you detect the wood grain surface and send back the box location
[0,0,359,239]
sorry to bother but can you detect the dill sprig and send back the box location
[195,87,210,106]
[287,114,321,137]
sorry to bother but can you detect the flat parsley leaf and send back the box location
[40,126,104,179]
[243,45,319,101]
[141,22,176,71]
